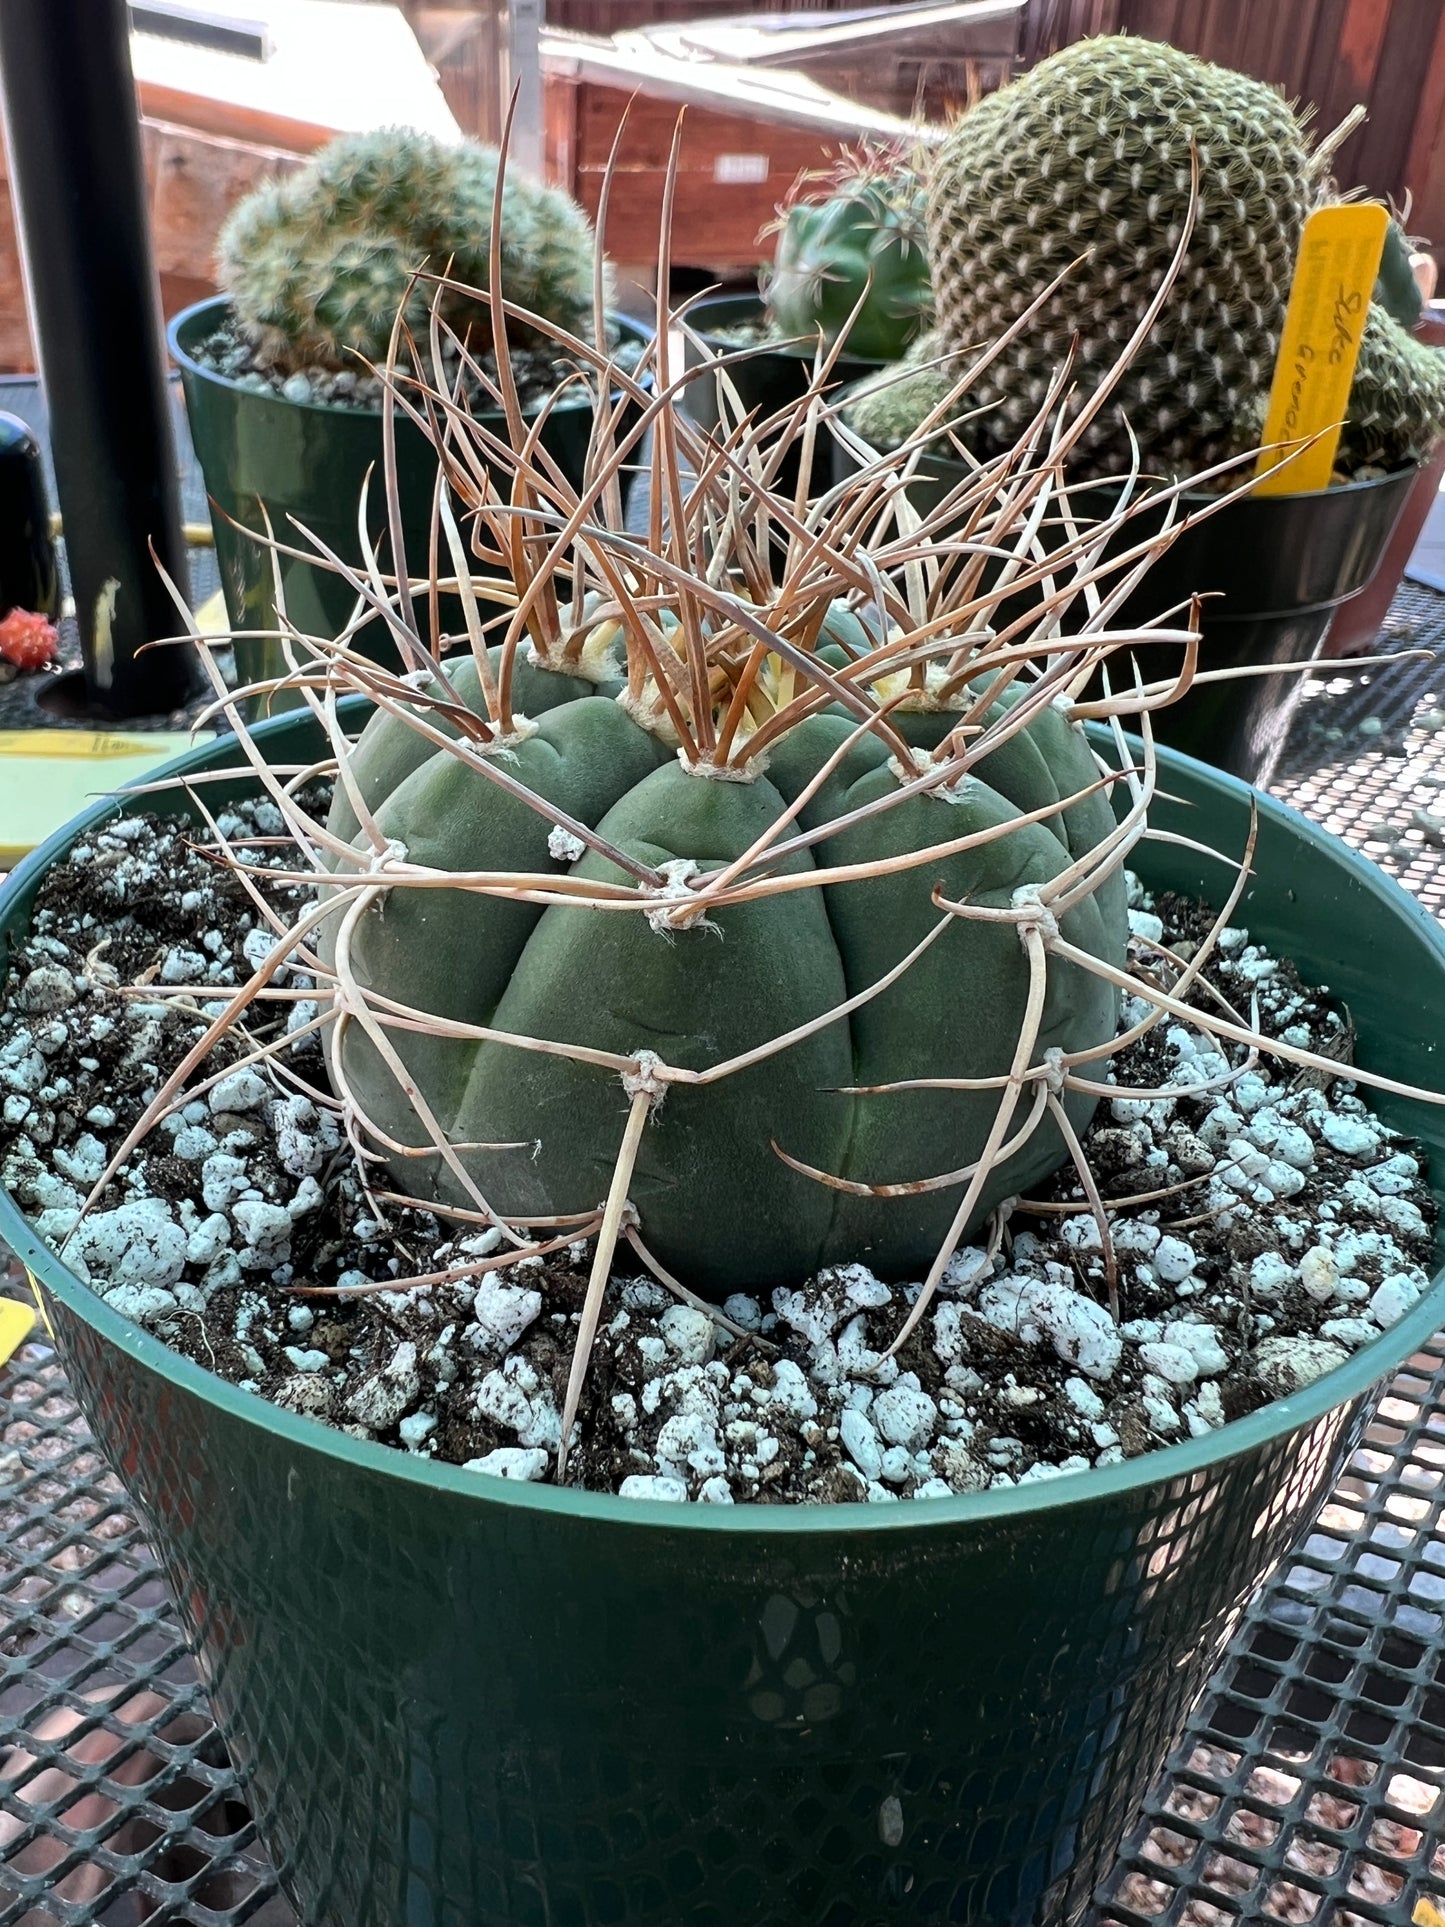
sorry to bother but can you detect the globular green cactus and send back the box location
[217,126,599,374]
[322,628,1124,1296]
[1374,217,1424,332]
[763,145,933,363]
[925,36,1445,479]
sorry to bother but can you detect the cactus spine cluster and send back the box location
[763,145,933,363]
[924,36,1445,478]
[218,127,600,375]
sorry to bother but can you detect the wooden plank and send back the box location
[577,85,827,174]
[1301,0,1351,130]
[0,114,304,373]
[1402,0,1445,250]
[0,176,33,373]
[135,78,336,155]
[144,121,301,280]
[1325,0,1393,179]
[545,73,579,192]
[1231,0,1311,96]
[1335,0,1394,98]
[1118,0,1186,45]
[1351,0,1438,201]
[568,80,836,268]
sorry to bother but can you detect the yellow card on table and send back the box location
[0,1294,36,1367]
[0,729,214,868]
[1255,203,1389,495]
[25,1266,53,1337]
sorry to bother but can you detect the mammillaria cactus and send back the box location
[762,144,933,362]
[925,36,1445,478]
[217,126,599,375]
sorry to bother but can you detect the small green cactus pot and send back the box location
[683,293,881,502]
[3,711,1444,1926]
[170,298,652,700]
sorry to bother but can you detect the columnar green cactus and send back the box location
[925,37,1445,478]
[217,127,599,374]
[763,145,933,363]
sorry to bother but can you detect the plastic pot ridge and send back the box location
[169,299,652,689]
[2,712,1443,1927]
[829,428,1417,786]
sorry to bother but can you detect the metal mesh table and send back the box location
[5,588,1445,1926]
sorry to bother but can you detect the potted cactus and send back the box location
[4,193,1445,1927]
[841,38,1445,784]
[685,142,932,492]
[170,125,648,684]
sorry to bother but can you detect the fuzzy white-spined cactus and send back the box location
[218,127,600,375]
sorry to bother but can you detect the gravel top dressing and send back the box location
[189,313,646,417]
[1,797,1436,1504]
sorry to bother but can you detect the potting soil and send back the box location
[190,313,646,416]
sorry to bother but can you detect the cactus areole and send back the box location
[322,633,1126,1298]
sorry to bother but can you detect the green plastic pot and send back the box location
[169,299,653,689]
[830,428,1416,788]
[683,293,881,502]
[2,714,1443,1927]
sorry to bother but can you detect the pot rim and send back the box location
[682,288,888,368]
[831,398,1424,507]
[166,295,654,424]
[3,717,1442,1535]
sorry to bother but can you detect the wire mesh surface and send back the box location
[3,589,1445,1925]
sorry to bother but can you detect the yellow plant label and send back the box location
[1413,1900,1445,1927]
[1255,202,1389,494]
[0,729,202,761]
[25,1267,53,1338]
[0,1295,36,1367]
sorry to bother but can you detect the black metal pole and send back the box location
[0,0,198,717]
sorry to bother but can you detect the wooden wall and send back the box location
[0,115,300,373]
[1024,0,1445,256]
[546,79,840,270]
[548,0,885,29]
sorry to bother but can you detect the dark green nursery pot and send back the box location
[830,430,1416,788]
[2,713,1443,1927]
[169,299,652,691]
[683,293,881,500]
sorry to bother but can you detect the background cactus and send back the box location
[1374,217,1425,331]
[924,36,1445,479]
[842,326,955,452]
[762,144,933,363]
[217,126,599,375]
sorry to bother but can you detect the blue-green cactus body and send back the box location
[324,655,1125,1295]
